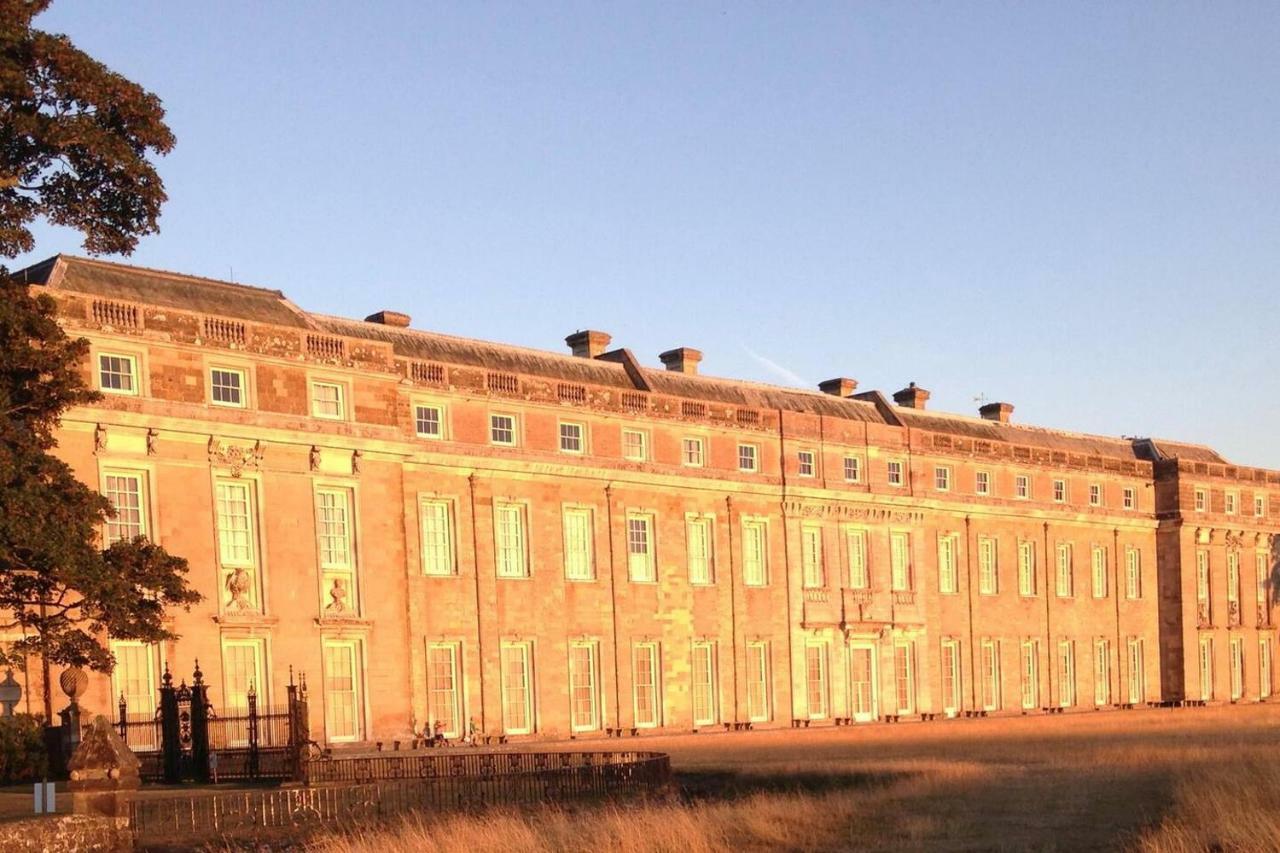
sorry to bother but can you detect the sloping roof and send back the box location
[18,254,1244,465]
[896,407,1145,460]
[19,255,314,329]
[642,368,888,423]
[1135,438,1228,464]
[313,315,636,390]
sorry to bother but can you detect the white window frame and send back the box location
[558,421,585,454]
[1058,641,1076,708]
[633,642,662,728]
[804,641,829,720]
[1015,474,1030,500]
[1195,488,1208,512]
[938,534,958,595]
[887,459,904,487]
[975,470,991,496]
[686,514,715,585]
[1091,545,1108,599]
[934,466,951,492]
[843,456,862,483]
[1094,639,1111,706]
[626,512,656,583]
[1226,491,1239,515]
[691,641,718,727]
[737,443,759,473]
[797,449,816,478]
[847,527,869,590]
[569,641,601,732]
[489,413,518,447]
[978,537,998,595]
[741,518,769,587]
[941,638,962,717]
[1125,547,1142,600]
[1052,479,1067,503]
[980,639,1001,711]
[321,638,364,743]
[420,498,456,576]
[414,403,445,439]
[801,525,825,589]
[500,641,535,735]
[1127,638,1145,704]
[894,641,916,715]
[1021,640,1040,710]
[209,366,248,408]
[890,531,912,592]
[1018,541,1037,597]
[681,437,705,468]
[1088,484,1101,507]
[745,641,771,723]
[1123,487,1136,511]
[1055,543,1074,598]
[98,352,140,396]
[102,469,149,545]
[494,502,529,578]
[562,506,595,581]
[622,429,649,462]
[426,641,462,738]
[310,380,346,420]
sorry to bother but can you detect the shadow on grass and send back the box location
[675,767,912,803]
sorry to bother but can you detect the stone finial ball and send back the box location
[108,768,120,780]
[60,667,89,700]
[70,770,82,781]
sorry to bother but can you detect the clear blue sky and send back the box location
[19,2,1280,466]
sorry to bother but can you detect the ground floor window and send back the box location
[322,639,363,743]
[426,642,461,738]
[501,642,534,735]
[941,639,961,717]
[1094,639,1111,706]
[1262,639,1273,700]
[746,642,771,723]
[112,641,160,750]
[569,642,600,732]
[691,642,718,727]
[1057,641,1075,708]
[1199,636,1214,701]
[633,643,662,728]
[805,642,829,719]
[849,643,877,721]
[1021,640,1039,710]
[1229,638,1244,702]
[894,641,916,716]
[1127,638,1145,705]
[981,639,1001,711]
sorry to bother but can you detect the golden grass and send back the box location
[302,705,1280,853]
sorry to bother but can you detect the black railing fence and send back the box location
[128,751,671,844]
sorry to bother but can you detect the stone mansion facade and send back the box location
[11,255,1280,745]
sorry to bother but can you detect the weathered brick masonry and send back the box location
[10,255,1280,744]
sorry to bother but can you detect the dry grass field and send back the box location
[307,705,1280,853]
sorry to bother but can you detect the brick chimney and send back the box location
[979,401,1014,423]
[659,347,702,375]
[893,382,930,409]
[565,330,612,359]
[364,310,411,327]
[818,377,859,397]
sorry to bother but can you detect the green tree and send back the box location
[1,0,175,256]
[0,0,197,720]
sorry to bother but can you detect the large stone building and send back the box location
[10,255,1280,744]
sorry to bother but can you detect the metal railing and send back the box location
[129,751,670,844]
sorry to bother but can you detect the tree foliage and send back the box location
[0,281,201,673]
[1,0,175,257]
[0,0,196,678]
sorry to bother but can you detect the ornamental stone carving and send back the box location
[208,438,264,478]
[93,424,107,454]
[224,567,254,611]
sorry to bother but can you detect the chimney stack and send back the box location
[659,347,702,375]
[893,382,931,409]
[818,377,859,397]
[364,310,411,328]
[565,330,612,359]
[979,401,1014,423]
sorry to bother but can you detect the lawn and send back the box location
[309,704,1280,853]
